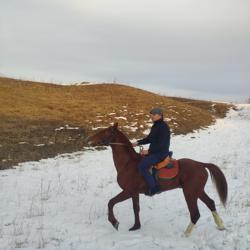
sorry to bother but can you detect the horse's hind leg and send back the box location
[199,191,225,230]
[199,191,216,211]
[129,193,141,231]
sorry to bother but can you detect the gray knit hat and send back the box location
[150,107,163,116]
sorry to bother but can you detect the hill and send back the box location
[0,77,232,169]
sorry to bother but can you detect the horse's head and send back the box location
[86,122,119,146]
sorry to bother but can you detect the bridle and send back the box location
[100,128,144,156]
[109,142,128,146]
[101,128,128,147]
[97,127,145,156]
[110,142,144,155]
[106,128,144,154]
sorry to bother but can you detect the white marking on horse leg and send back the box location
[212,211,225,230]
[184,222,195,237]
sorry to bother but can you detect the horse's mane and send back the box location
[116,129,141,160]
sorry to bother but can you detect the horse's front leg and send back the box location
[129,193,141,231]
[108,190,131,230]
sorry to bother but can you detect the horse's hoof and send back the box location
[183,232,191,237]
[217,225,225,231]
[113,221,119,230]
[129,224,141,231]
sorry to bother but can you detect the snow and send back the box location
[130,122,138,126]
[64,125,79,130]
[55,125,79,131]
[92,126,107,130]
[55,127,65,131]
[123,125,138,132]
[74,82,100,86]
[143,128,151,135]
[0,105,250,249]
[114,117,127,121]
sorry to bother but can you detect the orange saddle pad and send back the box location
[154,159,179,180]
[154,156,171,170]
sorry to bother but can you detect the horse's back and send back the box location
[178,158,209,182]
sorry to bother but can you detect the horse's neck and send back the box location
[111,130,138,157]
[110,130,140,173]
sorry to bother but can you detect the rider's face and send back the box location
[150,113,162,122]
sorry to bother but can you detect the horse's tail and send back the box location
[204,163,228,207]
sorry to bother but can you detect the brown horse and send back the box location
[87,123,228,236]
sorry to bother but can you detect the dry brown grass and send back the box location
[168,96,232,118]
[0,77,233,169]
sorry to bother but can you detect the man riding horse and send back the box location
[87,108,227,235]
[132,107,171,196]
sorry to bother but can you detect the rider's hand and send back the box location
[140,149,149,156]
[132,142,138,147]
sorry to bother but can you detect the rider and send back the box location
[132,108,171,196]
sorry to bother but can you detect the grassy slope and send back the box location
[0,77,232,169]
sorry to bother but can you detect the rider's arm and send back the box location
[137,135,150,145]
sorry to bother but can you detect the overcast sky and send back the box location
[1,0,249,102]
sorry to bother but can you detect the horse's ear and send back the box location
[113,122,118,129]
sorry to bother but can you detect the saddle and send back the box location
[152,152,179,180]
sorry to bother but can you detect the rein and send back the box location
[104,129,143,153]
[109,142,129,146]
[109,142,144,155]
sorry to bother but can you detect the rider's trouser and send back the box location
[138,152,169,189]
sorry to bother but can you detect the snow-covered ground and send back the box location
[0,105,250,250]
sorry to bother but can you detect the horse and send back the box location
[86,122,228,236]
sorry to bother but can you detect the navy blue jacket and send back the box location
[137,118,170,155]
